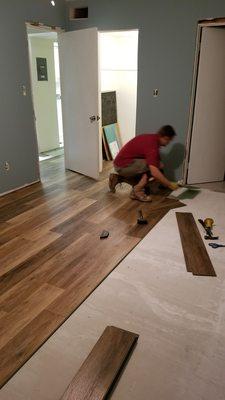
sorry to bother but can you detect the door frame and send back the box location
[183,18,225,183]
[25,22,64,182]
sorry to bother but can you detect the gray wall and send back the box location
[66,0,225,180]
[0,0,66,195]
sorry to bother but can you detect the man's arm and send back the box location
[149,165,178,190]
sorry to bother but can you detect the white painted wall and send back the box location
[29,36,60,153]
[99,31,138,145]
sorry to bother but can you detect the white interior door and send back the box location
[187,27,225,184]
[58,28,99,179]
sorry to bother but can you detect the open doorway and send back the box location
[26,23,64,164]
[184,19,225,185]
[56,27,139,180]
[99,30,139,144]
[26,26,139,182]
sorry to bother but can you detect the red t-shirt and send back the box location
[114,133,160,168]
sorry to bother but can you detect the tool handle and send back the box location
[198,219,205,228]
[209,243,218,249]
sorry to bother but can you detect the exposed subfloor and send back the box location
[1,179,225,399]
[197,181,225,193]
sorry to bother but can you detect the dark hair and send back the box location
[158,125,176,138]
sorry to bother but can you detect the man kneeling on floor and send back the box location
[109,125,179,202]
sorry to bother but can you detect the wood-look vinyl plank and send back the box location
[0,234,90,312]
[0,311,7,321]
[87,197,129,225]
[61,326,139,400]
[0,183,42,208]
[6,189,78,224]
[0,184,60,212]
[0,232,61,277]
[21,198,96,241]
[0,284,63,351]
[176,212,216,276]
[0,191,89,245]
[126,201,185,238]
[127,209,169,239]
[47,234,140,316]
[0,222,10,232]
[0,212,60,246]
[51,196,118,236]
[0,237,28,259]
[0,310,63,388]
[0,229,89,297]
[0,204,33,223]
[0,157,184,388]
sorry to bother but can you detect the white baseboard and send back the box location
[0,179,40,197]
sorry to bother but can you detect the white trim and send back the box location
[25,21,65,183]
[98,28,139,33]
[0,180,40,197]
[183,19,225,183]
[199,21,225,27]
[26,22,64,33]
[183,25,202,183]
[26,30,41,182]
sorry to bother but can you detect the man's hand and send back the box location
[150,165,177,190]
[168,181,179,191]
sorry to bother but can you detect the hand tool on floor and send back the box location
[137,210,148,225]
[209,243,225,249]
[198,218,219,240]
[100,230,109,239]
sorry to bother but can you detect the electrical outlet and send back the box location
[4,161,10,172]
[153,89,159,97]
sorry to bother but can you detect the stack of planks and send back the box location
[176,212,216,276]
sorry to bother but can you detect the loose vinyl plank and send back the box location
[61,326,139,400]
[0,157,183,388]
[176,212,216,276]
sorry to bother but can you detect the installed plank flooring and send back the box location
[176,212,216,276]
[61,326,139,400]
[0,157,183,388]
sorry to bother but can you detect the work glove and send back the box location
[169,181,179,191]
